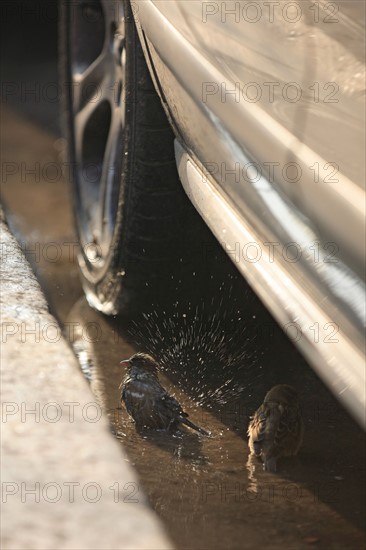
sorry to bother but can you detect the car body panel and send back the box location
[132,0,365,426]
[175,140,365,426]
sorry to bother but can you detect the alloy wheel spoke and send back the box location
[98,106,123,253]
[71,0,127,266]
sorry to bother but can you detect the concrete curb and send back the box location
[0,212,173,550]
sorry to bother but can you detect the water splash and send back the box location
[128,292,263,407]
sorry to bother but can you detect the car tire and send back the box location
[59,0,200,316]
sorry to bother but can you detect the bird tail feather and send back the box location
[180,417,210,436]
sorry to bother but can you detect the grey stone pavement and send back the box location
[0,211,173,550]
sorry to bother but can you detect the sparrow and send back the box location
[120,352,210,435]
[247,384,303,472]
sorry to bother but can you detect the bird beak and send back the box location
[120,359,130,364]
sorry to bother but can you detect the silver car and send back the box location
[60,0,365,426]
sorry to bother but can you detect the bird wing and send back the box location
[122,378,183,429]
[275,406,303,455]
[122,379,152,419]
[159,391,188,418]
[158,391,209,434]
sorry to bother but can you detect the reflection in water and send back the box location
[72,337,93,381]
[114,424,210,466]
[246,454,259,495]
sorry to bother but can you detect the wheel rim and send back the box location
[70,0,126,269]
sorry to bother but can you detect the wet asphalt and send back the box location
[1,105,365,549]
